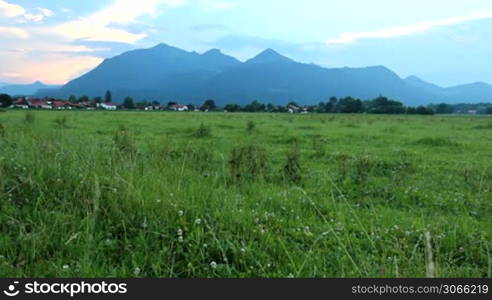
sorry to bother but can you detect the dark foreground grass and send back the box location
[0,110,491,277]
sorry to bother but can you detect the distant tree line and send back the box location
[2,90,492,115]
[223,97,437,115]
[221,96,492,115]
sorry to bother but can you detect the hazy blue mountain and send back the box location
[40,44,492,105]
[404,76,492,104]
[442,82,492,103]
[57,43,241,100]
[404,76,443,93]
[0,81,61,96]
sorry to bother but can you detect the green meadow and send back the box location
[0,110,491,277]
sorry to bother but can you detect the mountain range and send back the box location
[30,43,492,106]
[1,81,61,97]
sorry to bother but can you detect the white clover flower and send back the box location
[210,261,217,269]
[62,265,70,270]
[195,218,202,225]
[178,210,184,216]
[133,267,141,276]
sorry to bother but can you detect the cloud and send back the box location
[326,11,492,45]
[53,0,186,44]
[0,26,29,38]
[1,0,186,84]
[0,1,54,23]
[0,0,25,17]
[0,50,103,84]
[37,7,54,17]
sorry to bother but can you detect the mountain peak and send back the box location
[152,43,173,49]
[150,43,190,55]
[246,48,293,64]
[203,49,222,56]
[405,75,427,84]
[405,75,420,81]
[200,48,241,67]
[260,48,280,55]
[470,81,491,87]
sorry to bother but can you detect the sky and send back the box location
[0,0,491,86]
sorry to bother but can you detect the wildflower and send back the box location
[178,210,184,217]
[240,248,246,253]
[62,265,70,270]
[133,267,141,276]
[287,273,295,278]
[195,218,202,225]
[210,261,217,269]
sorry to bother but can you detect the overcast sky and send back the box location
[1,0,491,86]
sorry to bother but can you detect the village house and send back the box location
[168,104,189,112]
[288,104,301,114]
[11,98,29,109]
[9,97,101,110]
[144,104,162,111]
[99,102,119,110]
[52,101,72,110]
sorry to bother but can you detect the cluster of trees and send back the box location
[225,101,286,113]
[68,91,114,104]
[0,94,13,107]
[314,96,435,114]
[430,103,492,115]
[121,97,161,109]
[223,97,436,115]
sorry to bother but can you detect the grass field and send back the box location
[0,110,491,278]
